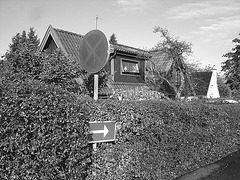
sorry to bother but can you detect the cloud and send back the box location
[190,15,240,44]
[114,0,152,14]
[168,0,240,19]
[165,0,240,45]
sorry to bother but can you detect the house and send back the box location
[148,52,184,86]
[147,50,220,99]
[191,69,220,98]
[39,25,151,97]
[147,51,195,98]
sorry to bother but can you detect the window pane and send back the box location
[122,60,139,74]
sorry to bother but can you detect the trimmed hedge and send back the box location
[0,80,91,180]
[86,100,240,180]
[1,79,240,180]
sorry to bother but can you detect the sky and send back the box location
[0,0,240,72]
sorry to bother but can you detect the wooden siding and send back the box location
[43,35,57,53]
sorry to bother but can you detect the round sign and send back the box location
[78,29,110,74]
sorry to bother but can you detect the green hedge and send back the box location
[0,80,91,180]
[1,78,240,180]
[86,100,240,180]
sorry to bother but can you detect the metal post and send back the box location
[94,74,98,100]
[93,143,97,150]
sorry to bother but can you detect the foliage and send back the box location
[2,28,42,82]
[109,33,118,44]
[0,80,91,180]
[217,76,232,98]
[1,28,92,179]
[153,26,192,56]
[147,27,194,99]
[83,69,111,98]
[184,59,203,73]
[2,27,240,180]
[40,49,87,95]
[86,100,240,180]
[222,34,240,92]
[2,48,44,82]
[5,27,40,56]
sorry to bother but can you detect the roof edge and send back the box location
[39,25,67,55]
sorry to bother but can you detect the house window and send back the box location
[121,59,140,75]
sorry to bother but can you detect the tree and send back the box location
[147,27,195,99]
[222,34,240,95]
[6,27,39,56]
[26,27,40,52]
[3,28,41,77]
[109,33,118,44]
[1,28,87,97]
[40,49,87,95]
[217,76,232,98]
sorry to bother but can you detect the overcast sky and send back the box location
[1,0,240,72]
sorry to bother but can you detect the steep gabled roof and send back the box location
[53,27,84,61]
[39,25,148,62]
[112,43,149,58]
[39,25,84,63]
[148,52,174,73]
[191,71,212,96]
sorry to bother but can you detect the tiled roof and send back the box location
[191,71,212,96]
[50,26,148,60]
[53,27,84,64]
[112,43,149,58]
[149,52,173,73]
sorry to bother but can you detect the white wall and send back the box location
[207,69,220,98]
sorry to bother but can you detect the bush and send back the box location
[86,100,240,180]
[0,80,91,180]
[40,50,87,95]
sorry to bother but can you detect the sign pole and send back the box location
[93,74,98,150]
[93,143,97,151]
[93,74,99,101]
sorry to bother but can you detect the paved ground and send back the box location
[174,149,240,180]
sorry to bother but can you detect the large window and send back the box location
[121,59,140,75]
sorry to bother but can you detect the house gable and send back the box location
[39,25,67,54]
[190,70,220,98]
[191,71,212,97]
[43,35,57,53]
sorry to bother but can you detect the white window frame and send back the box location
[120,58,140,76]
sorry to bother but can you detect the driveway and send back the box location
[174,149,240,180]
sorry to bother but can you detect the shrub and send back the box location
[86,100,240,180]
[0,80,91,180]
[83,69,111,98]
[40,50,87,95]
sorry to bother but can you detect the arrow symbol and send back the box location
[90,125,109,138]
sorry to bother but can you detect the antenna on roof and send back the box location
[96,15,102,29]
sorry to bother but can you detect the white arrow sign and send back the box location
[90,125,109,138]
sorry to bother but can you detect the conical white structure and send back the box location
[207,69,220,98]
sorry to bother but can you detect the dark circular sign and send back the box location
[78,29,110,74]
